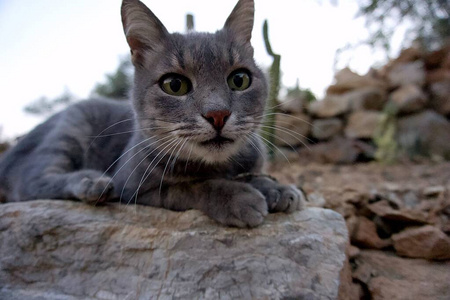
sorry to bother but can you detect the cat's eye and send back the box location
[160,74,191,96]
[227,69,251,91]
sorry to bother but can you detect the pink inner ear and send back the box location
[127,36,147,51]
[127,36,147,64]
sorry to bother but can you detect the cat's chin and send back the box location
[189,138,243,164]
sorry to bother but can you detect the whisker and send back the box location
[184,141,195,173]
[264,96,300,111]
[258,124,312,150]
[250,132,290,163]
[88,126,173,138]
[130,138,180,205]
[96,135,173,202]
[257,128,298,152]
[170,138,189,174]
[257,112,315,128]
[119,138,176,204]
[244,135,265,159]
[229,155,245,169]
[85,118,135,153]
[158,138,187,195]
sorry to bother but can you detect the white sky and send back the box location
[0,0,394,140]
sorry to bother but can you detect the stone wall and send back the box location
[275,44,450,163]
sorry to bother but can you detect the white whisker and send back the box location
[250,132,290,163]
[184,141,195,173]
[130,138,180,205]
[158,138,185,195]
[120,137,176,204]
[259,124,312,150]
[97,135,173,201]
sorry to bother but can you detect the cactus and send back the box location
[186,14,194,33]
[262,20,281,159]
[374,102,399,164]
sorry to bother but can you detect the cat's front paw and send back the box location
[206,184,268,228]
[69,171,114,204]
[248,176,306,213]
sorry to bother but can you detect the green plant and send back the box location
[261,20,281,159]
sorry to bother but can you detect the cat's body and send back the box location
[0,0,304,227]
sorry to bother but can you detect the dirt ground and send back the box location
[269,160,450,205]
[268,159,450,299]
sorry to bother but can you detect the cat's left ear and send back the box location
[223,0,254,44]
[121,0,169,65]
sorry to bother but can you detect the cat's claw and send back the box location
[247,177,305,213]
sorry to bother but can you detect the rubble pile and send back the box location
[276,44,450,163]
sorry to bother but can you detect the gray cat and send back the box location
[0,0,304,227]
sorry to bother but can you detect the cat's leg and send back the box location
[22,169,114,204]
[239,175,306,213]
[131,179,269,228]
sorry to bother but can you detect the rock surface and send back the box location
[389,84,427,114]
[298,137,375,164]
[392,225,450,260]
[397,110,450,159]
[387,61,426,87]
[345,111,383,139]
[353,250,450,300]
[350,216,391,249]
[311,118,343,140]
[308,95,350,118]
[346,87,387,111]
[0,200,349,300]
[326,68,386,95]
[430,80,450,115]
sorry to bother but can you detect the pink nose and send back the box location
[203,110,231,131]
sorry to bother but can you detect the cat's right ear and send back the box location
[224,0,254,44]
[121,0,169,65]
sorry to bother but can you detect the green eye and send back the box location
[160,74,191,96]
[227,69,251,91]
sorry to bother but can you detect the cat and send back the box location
[0,0,305,227]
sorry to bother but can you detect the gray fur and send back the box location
[0,0,304,227]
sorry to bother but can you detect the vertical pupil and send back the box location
[233,74,244,87]
[170,79,182,92]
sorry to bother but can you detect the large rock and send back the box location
[345,111,383,139]
[392,46,423,64]
[308,95,350,118]
[311,118,343,140]
[429,80,450,115]
[367,200,428,224]
[350,216,391,249]
[353,250,450,300]
[346,87,387,111]
[273,112,311,147]
[387,61,426,87]
[389,84,428,114]
[326,68,386,95]
[298,136,375,164]
[424,44,450,69]
[397,110,450,159]
[426,68,450,84]
[0,200,349,300]
[392,225,450,260]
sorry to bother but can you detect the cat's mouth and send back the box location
[200,135,234,147]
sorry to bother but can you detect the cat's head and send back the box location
[121,0,267,164]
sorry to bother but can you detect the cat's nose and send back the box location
[203,110,231,131]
